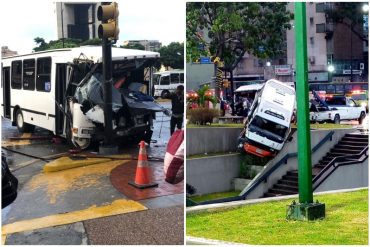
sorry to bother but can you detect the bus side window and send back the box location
[180,73,184,83]
[161,75,170,85]
[170,73,179,84]
[23,59,35,90]
[11,60,22,89]
[36,57,52,92]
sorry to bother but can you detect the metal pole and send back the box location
[294,2,313,204]
[102,38,114,145]
[61,3,65,48]
[350,24,353,82]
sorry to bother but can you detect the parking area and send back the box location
[1,101,184,245]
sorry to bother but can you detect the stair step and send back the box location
[341,137,368,143]
[269,188,297,196]
[282,175,299,181]
[279,180,299,186]
[331,148,362,154]
[274,183,298,192]
[345,134,369,139]
[263,192,279,198]
[338,141,367,147]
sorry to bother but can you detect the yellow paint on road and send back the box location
[1,133,32,147]
[1,234,6,245]
[2,199,147,235]
[43,157,112,172]
[28,160,127,204]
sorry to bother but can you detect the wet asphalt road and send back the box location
[1,101,184,245]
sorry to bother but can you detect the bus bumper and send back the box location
[243,143,275,157]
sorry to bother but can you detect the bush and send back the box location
[187,107,220,125]
[240,154,270,179]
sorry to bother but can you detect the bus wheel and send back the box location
[161,90,170,99]
[15,109,35,133]
[74,138,91,150]
[334,114,340,124]
[358,111,365,124]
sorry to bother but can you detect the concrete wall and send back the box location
[186,128,243,156]
[316,160,368,192]
[242,128,357,199]
[187,154,241,195]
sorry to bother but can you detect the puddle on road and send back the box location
[26,160,127,204]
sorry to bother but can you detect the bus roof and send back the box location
[235,84,264,92]
[154,70,184,75]
[1,46,160,63]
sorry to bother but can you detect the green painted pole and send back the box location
[294,2,313,203]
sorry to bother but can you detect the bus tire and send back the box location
[15,109,35,133]
[161,90,170,99]
[358,111,365,125]
[334,114,340,124]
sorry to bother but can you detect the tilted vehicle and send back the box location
[1,46,165,149]
[238,79,296,157]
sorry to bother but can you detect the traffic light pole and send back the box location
[286,2,325,221]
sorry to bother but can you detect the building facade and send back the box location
[56,2,100,41]
[122,40,162,51]
[1,46,17,58]
[286,2,368,83]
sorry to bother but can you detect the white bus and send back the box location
[153,70,184,98]
[238,79,296,157]
[1,46,164,149]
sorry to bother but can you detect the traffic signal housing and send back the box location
[97,2,119,40]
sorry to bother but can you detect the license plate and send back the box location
[256,148,263,154]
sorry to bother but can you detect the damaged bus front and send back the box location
[65,47,164,149]
[238,79,296,157]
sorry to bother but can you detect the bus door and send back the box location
[2,67,11,118]
[55,64,67,135]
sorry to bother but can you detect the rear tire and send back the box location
[358,111,365,124]
[333,114,340,124]
[15,109,35,133]
[161,90,170,99]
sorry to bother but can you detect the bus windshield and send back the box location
[249,115,288,140]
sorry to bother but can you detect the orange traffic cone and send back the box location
[129,141,158,189]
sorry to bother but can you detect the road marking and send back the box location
[1,133,32,147]
[2,199,147,235]
[43,156,112,172]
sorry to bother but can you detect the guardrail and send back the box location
[313,144,369,190]
[196,131,335,206]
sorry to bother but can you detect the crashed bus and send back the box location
[1,46,164,149]
[238,79,296,157]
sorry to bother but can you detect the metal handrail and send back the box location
[312,144,369,190]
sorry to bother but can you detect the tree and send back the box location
[158,42,184,69]
[187,2,293,69]
[33,38,81,52]
[120,43,145,50]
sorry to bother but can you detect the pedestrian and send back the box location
[169,85,184,135]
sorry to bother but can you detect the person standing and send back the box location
[169,85,184,135]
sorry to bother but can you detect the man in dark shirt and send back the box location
[169,85,184,135]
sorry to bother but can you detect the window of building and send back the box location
[310,17,314,25]
[180,73,184,83]
[316,23,326,33]
[11,60,22,89]
[36,57,52,92]
[310,37,315,45]
[316,3,325,13]
[345,84,352,93]
[23,59,35,90]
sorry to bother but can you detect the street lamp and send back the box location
[362,4,369,13]
[328,64,335,82]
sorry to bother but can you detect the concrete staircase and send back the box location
[263,133,369,198]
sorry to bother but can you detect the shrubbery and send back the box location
[187,107,220,125]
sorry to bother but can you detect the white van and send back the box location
[153,70,184,98]
[238,79,296,157]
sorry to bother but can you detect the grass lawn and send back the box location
[187,189,368,245]
[190,191,241,203]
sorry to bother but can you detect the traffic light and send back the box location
[97,2,119,40]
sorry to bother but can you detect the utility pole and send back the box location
[97,2,120,155]
[286,2,325,221]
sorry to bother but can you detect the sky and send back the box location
[0,0,185,55]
